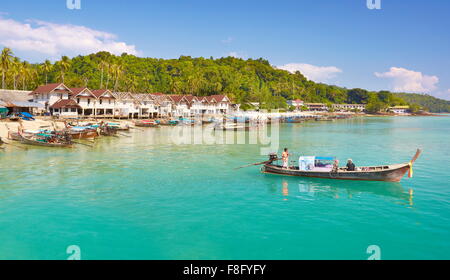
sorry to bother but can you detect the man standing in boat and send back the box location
[282,148,290,169]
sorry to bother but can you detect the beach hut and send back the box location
[0,90,44,115]
[0,102,8,119]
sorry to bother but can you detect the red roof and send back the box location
[92,89,114,98]
[69,87,95,98]
[30,83,72,95]
[210,95,229,102]
[205,96,218,103]
[184,95,199,103]
[169,95,186,103]
[50,99,81,109]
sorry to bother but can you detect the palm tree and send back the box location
[111,63,124,91]
[105,62,111,89]
[57,56,71,83]
[1,47,13,89]
[19,61,31,90]
[98,60,108,89]
[11,57,21,90]
[41,60,53,84]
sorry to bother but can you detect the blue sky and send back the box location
[1,0,449,99]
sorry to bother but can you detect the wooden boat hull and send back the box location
[262,163,411,182]
[19,135,72,148]
[69,130,99,139]
[135,122,160,128]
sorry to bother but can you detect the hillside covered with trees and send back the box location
[1,48,449,112]
[394,93,450,113]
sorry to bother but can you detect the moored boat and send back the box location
[134,120,160,128]
[18,131,73,148]
[67,127,99,139]
[159,119,179,126]
[260,149,422,182]
[214,123,250,131]
[106,122,130,131]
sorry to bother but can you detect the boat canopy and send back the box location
[315,157,335,161]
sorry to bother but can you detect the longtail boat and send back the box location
[260,149,422,182]
[106,122,130,131]
[214,123,250,131]
[67,127,99,139]
[134,120,160,128]
[159,119,179,126]
[18,131,73,148]
[99,123,118,136]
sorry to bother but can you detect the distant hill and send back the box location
[394,93,450,113]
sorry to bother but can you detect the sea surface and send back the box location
[0,116,449,260]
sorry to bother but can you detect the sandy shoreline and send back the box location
[0,118,134,140]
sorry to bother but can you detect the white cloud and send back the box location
[0,16,139,59]
[374,67,439,93]
[277,63,342,83]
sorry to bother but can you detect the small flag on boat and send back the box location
[408,162,413,178]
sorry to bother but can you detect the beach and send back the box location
[0,118,134,140]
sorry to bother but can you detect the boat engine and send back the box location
[269,153,278,163]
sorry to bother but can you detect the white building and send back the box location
[132,93,159,118]
[30,83,236,119]
[30,83,73,111]
[388,106,410,115]
[169,95,191,117]
[332,104,366,112]
[92,89,116,117]
[211,95,232,114]
[152,94,173,117]
[70,88,98,117]
[305,103,329,112]
[287,99,304,110]
[112,92,141,118]
[50,99,81,117]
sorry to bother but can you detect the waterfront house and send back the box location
[70,88,98,117]
[210,95,232,114]
[92,89,116,117]
[169,95,191,117]
[30,83,73,111]
[50,99,81,118]
[184,95,205,116]
[152,94,173,117]
[287,99,304,110]
[132,93,159,118]
[113,92,141,118]
[332,104,366,112]
[388,106,410,115]
[305,103,328,112]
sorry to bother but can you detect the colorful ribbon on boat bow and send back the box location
[408,161,413,178]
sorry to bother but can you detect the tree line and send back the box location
[1,48,449,112]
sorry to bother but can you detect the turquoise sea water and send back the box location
[0,116,449,260]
